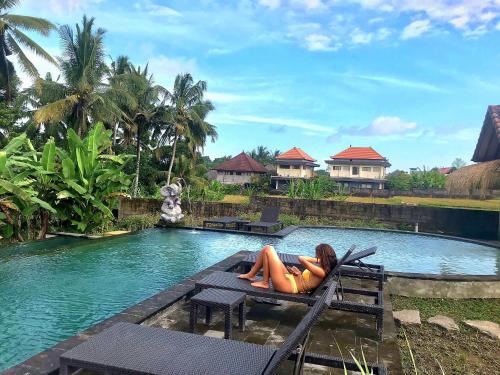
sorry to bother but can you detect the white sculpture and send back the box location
[160,181,184,223]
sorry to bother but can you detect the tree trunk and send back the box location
[133,128,141,197]
[0,38,12,103]
[112,122,118,148]
[38,209,49,240]
[166,130,178,186]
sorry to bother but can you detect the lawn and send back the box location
[346,196,500,211]
[221,194,251,204]
[392,296,500,375]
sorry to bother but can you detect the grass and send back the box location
[221,194,251,204]
[392,296,500,374]
[346,196,500,211]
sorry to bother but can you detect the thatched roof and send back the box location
[472,105,500,162]
[446,160,500,196]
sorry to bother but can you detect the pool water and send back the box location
[0,227,498,370]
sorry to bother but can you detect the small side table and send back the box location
[189,289,246,339]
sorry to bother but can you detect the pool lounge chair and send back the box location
[244,207,283,233]
[203,216,250,230]
[243,246,384,291]
[59,280,387,375]
[195,246,385,340]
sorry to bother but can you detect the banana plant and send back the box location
[0,134,55,241]
[56,122,132,233]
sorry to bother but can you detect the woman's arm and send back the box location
[298,255,319,263]
[298,256,326,278]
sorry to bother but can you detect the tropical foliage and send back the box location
[0,123,131,240]
[386,169,446,191]
[287,176,340,199]
[0,0,57,101]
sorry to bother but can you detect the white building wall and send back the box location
[214,171,262,185]
[327,164,386,179]
[276,164,315,178]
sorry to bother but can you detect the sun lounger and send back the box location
[196,246,385,340]
[203,216,250,230]
[58,279,384,375]
[244,207,283,233]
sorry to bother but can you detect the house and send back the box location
[210,152,268,185]
[325,146,391,190]
[271,147,319,189]
[472,105,500,162]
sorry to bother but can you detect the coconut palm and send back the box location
[116,64,169,196]
[161,73,216,185]
[0,0,57,101]
[34,15,122,136]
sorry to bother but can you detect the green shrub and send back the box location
[115,214,159,232]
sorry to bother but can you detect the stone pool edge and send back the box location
[0,250,250,375]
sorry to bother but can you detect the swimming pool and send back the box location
[0,227,498,370]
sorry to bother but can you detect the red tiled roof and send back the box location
[276,147,316,161]
[214,152,267,173]
[331,147,385,160]
[437,167,453,175]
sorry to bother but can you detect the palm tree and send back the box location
[0,0,57,101]
[117,64,168,196]
[162,73,216,185]
[34,15,122,136]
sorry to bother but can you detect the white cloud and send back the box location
[336,116,418,139]
[338,73,445,92]
[216,114,332,133]
[351,28,373,44]
[304,34,338,51]
[134,1,182,17]
[291,0,326,10]
[205,92,283,103]
[259,0,281,9]
[401,19,431,39]
[364,116,417,135]
[147,55,197,88]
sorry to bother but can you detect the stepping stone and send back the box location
[463,320,500,340]
[428,315,459,331]
[393,310,421,325]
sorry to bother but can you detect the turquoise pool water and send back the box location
[0,227,498,370]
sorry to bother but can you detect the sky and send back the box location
[12,0,500,171]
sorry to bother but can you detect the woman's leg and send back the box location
[239,245,272,281]
[251,247,293,293]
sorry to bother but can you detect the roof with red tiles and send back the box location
[437,167,454,175]
[472,105,500,162]
[330,147,386,160]
[276,147,316,161]
[214,152,268,173]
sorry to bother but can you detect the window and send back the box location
[293,165,300,169]
[372,167,381,172]
[361,167,371,172]
[361,183,372,189]
[280,165,290,169]
[236,172,242,175]
[343,166,350,171]
[332,166,341,171]
[352,166,359,175]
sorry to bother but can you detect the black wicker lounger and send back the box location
[242,246,384,291]
[59,281,387,374]
[203,216,250,230]
[245,207,283,233]
[196,246,385,340]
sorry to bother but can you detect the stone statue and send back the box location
[160,181,184,223]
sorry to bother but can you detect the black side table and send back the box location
[189,289,246,339]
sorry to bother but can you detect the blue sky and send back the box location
[14,0,500,171]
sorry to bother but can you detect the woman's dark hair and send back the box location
[315,244,337,275]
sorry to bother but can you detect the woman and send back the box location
[238,244,337,294]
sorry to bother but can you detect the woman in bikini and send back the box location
[238,244,337,293]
